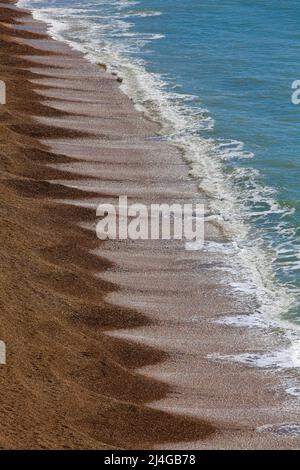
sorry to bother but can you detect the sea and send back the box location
[17,0,300,373]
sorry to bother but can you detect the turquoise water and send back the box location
[18,0,300,324]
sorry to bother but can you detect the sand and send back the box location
[0,0,300,449]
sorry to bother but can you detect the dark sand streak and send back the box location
[0,0,300,450]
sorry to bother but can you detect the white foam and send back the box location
[257,423,300,437]
[214,313,271,329]
[209,336,300,369]
[123,10,162,18]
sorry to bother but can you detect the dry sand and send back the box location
[0,0,300,449]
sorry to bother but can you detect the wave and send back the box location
[123,10,162,18]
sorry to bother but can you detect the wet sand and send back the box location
[0,0,300,449]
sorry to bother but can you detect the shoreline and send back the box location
[24,0,298,337]
[0,0,300,449]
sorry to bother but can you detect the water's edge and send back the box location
[17,0,300,379]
